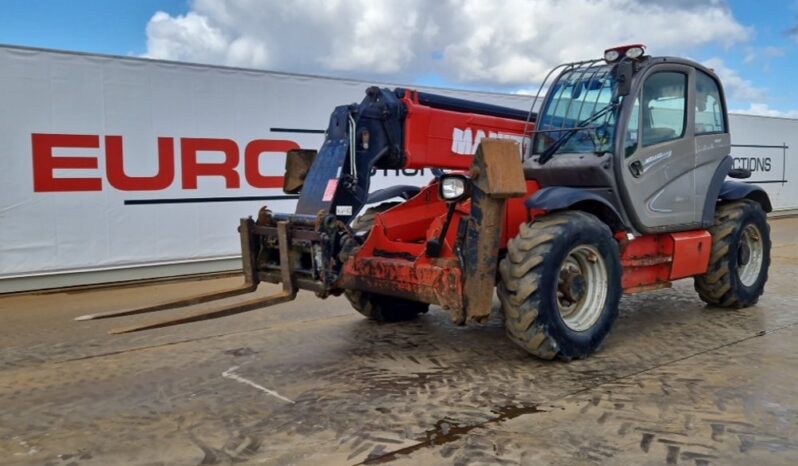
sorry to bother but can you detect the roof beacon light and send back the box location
[604,44,646,63]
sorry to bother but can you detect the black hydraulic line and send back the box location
[409,90,535,122]
[425,201,458,258]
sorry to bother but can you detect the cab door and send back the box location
[692,69,731,225]
[618,66,698,233]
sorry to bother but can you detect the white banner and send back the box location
[1,46,797,289]
[0,46,529,283]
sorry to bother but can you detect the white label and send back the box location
[336,205,353,216]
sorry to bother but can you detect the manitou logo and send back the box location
[451,127,526,155]
[31,134,299,192]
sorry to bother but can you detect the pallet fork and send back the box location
[75,219,298,334]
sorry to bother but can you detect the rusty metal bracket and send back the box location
[75,219,298,334]
[462,139,527,324]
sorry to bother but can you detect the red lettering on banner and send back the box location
[32,134,102,192]
[106,136,175,191]
[31,134,303,192]
[245,140,300,188]
[180,138,240,189]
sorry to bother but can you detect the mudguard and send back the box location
[525,186,626,231]
[367,185,421,204]
[700,156,734,227]
[719,180,773,212]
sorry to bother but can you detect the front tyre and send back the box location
[498,211,622,360]
[694,200,770,308]
[346,290,429,322]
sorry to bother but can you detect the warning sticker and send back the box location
[322,179,339,202]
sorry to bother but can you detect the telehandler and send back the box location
[79,45,771,360]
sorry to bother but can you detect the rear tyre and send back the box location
[344,202,429,322]
[498,211,622,360]
[694,200,770,308]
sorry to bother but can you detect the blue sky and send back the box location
[700,0,798,115]
[1,0,796,116]
[0,0,187,56]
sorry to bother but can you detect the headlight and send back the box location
[439,174,469,201]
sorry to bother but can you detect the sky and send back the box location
[1,0,796,117]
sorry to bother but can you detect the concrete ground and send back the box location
[1,218,798,466]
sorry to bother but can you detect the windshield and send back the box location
[532,64,618,156]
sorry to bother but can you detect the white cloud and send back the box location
[145,11,232,65]
[742,46,785,65]
[702,58,798,119]
[702,57,766,103]
[143,0,750,87]
[732,103,798,119]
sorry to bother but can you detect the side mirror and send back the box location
[283,149,317,194]
[728,167,752,179]
[614,60,634,100]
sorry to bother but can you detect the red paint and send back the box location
[32,133,102,192]
[244,140,300,189]
[31,134,300,192]
[669,230,712,279]
[399,90,529,170]
[619,230,712,291]
[180,138,240,189]
[106,136,175,191]
[620,234,672,291]
[344,190,464,309]
[503,180,539,247]
[348,179,543,307]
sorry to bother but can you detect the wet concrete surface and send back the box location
[1,218,798,465]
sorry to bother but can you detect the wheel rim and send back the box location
[737,223,764,287]
[557,244,609,332]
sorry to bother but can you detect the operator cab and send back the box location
[524,45,731,235]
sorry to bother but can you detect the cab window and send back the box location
[641,72,687,147]
[695,71,726,134]
[624,93,640,158]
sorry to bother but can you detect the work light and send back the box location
[604,44,646,63]
[439,174,469,201]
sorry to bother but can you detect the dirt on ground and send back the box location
[1,218,798,466]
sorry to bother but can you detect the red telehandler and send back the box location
[80,45,771,360]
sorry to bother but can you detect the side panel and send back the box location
[619,231,711,292]
[402,96,528,170]
[670,231,712,279]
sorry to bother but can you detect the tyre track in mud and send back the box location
[359,319,798,465]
